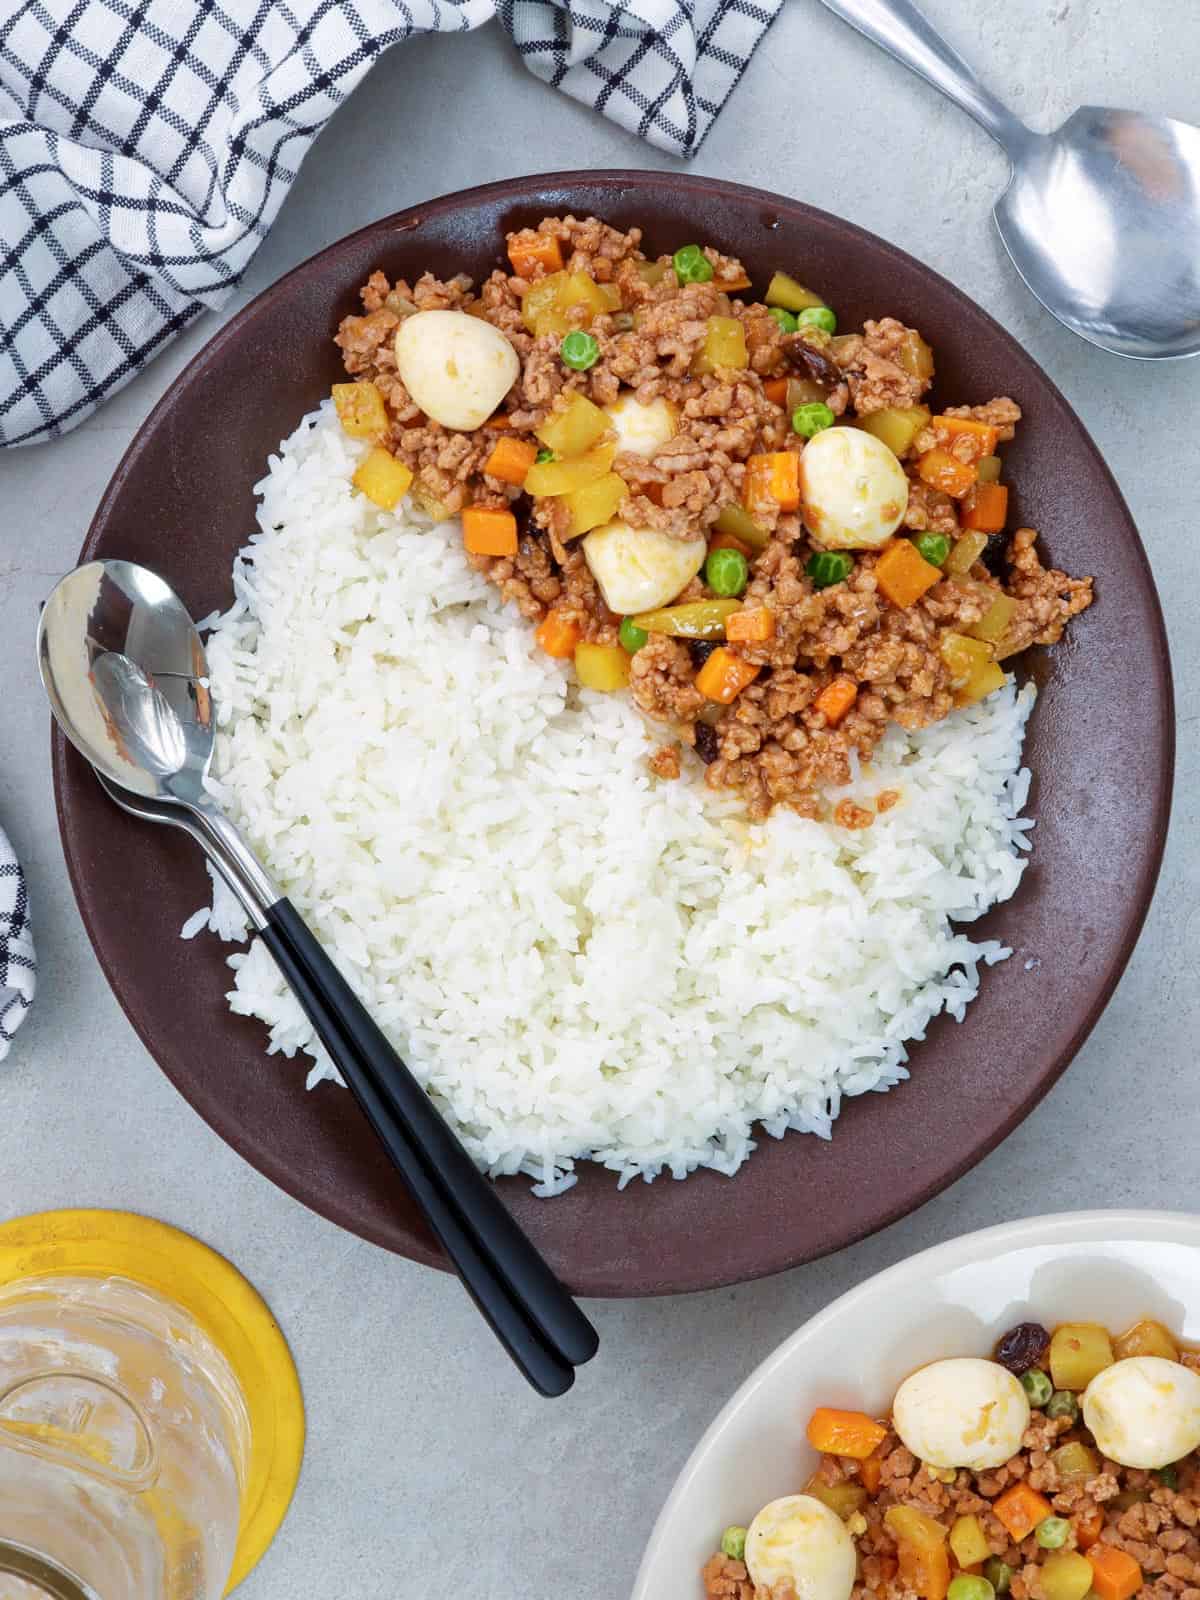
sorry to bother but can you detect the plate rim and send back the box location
[54,170,1176,1296]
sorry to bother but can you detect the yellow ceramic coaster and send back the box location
[0,1209,304,1592]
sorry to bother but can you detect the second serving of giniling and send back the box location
[186,215,1093,1194]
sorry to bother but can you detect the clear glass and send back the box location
[0,1275,250,1600]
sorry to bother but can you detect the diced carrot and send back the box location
[898,1541,951,1600]
[462,506,518,556]
[1086,1546,1143,1600]
[709,529,752,559]
[992,1483,1054,1544]
[725,606,776,644]
[806,1407,888,1460]
[718,272,753,292]
[744,451,800,513]
[859,1452,884,1495]
[695,647,761,704]
[874,540,943,609]
[763,377,789,407]
[932,414,1000,459]
[535,609,582,658]
[917,447,978,499]
[962,481,1009,533]
[483,413,514,430]
[1073,1507,1105,1551]
[483,435,538,487]
[813,676,858,728]
[507,231,564,279]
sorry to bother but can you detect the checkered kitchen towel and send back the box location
[0,0,779,448]
[0,827,36,1061]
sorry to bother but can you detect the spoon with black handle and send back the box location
[37,559,598,1395]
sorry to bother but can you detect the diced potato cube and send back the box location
[574,641,630,692]
[1050,1323,1115,1392]
[1113,1320,1179,1362]
[804,1475,868,1521]
[765,271,825,313]
[940,632,993,689]
[944,532,989,577]
[410,479,452,523]
[634,260,669,287]
[948,1516,991,1569]
[856,405,931,459]
[535,392,612,459]
[333,380,388,439]
[884,1506,947,1554]
[1041,1552,1094,1600]
[351,446,413,510]
[977,454,1003,483]
[521,270,571,334]
[895,329,934,381]
[525,443,616,497]
[966,590,1017,643]
[561,270,611,321]
[692,315,749,375]
[564,473,628,539]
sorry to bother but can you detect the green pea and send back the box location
[1045,1390,1079,1422]
[948,1577,995,1600]
[1157,1465,1179,1490]
[984,1559,1013,1596]
[1021,1368,1053,1407]
[673,244,714,285]
[720,1526,747,1562]
[913,533,951,567]
[619,616,649,654]
[1035,1517,1071,1550]
[560,330,600,371]
[767,306,798,333]
[798,305,837,334]
[792,401,835,438]
[705,547,749,598]
[806,550,854,590]
[535,447,556,463]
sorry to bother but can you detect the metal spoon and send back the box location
[818,0,1200,359]
[37,559,598,1395]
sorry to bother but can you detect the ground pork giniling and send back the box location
[333,213,1093,822]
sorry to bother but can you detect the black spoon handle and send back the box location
[258,898,598,1382]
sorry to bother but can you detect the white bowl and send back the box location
[633,1211,1200,1600]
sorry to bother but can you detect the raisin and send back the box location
[782,332,839,388]
[694,721,719,765]
[981,532,1009,577]
[994,1321,1050,1375]
[689,639,719,667]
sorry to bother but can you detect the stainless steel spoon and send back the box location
[818,0,1200,359]
[37,559,598,1395]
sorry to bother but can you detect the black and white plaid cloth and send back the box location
[0,826,36,1061]
[0,0,778,448]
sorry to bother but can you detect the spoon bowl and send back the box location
[37,560,214,804]
[997,109,1200,359]
[819,0,1200,360]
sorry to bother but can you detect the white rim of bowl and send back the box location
[631,1208,1200,1600]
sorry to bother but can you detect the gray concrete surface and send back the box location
[1,3,1196,1595]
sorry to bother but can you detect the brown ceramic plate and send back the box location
[55,172,1172,1296]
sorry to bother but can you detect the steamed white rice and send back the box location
[187,401,1035,1195]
